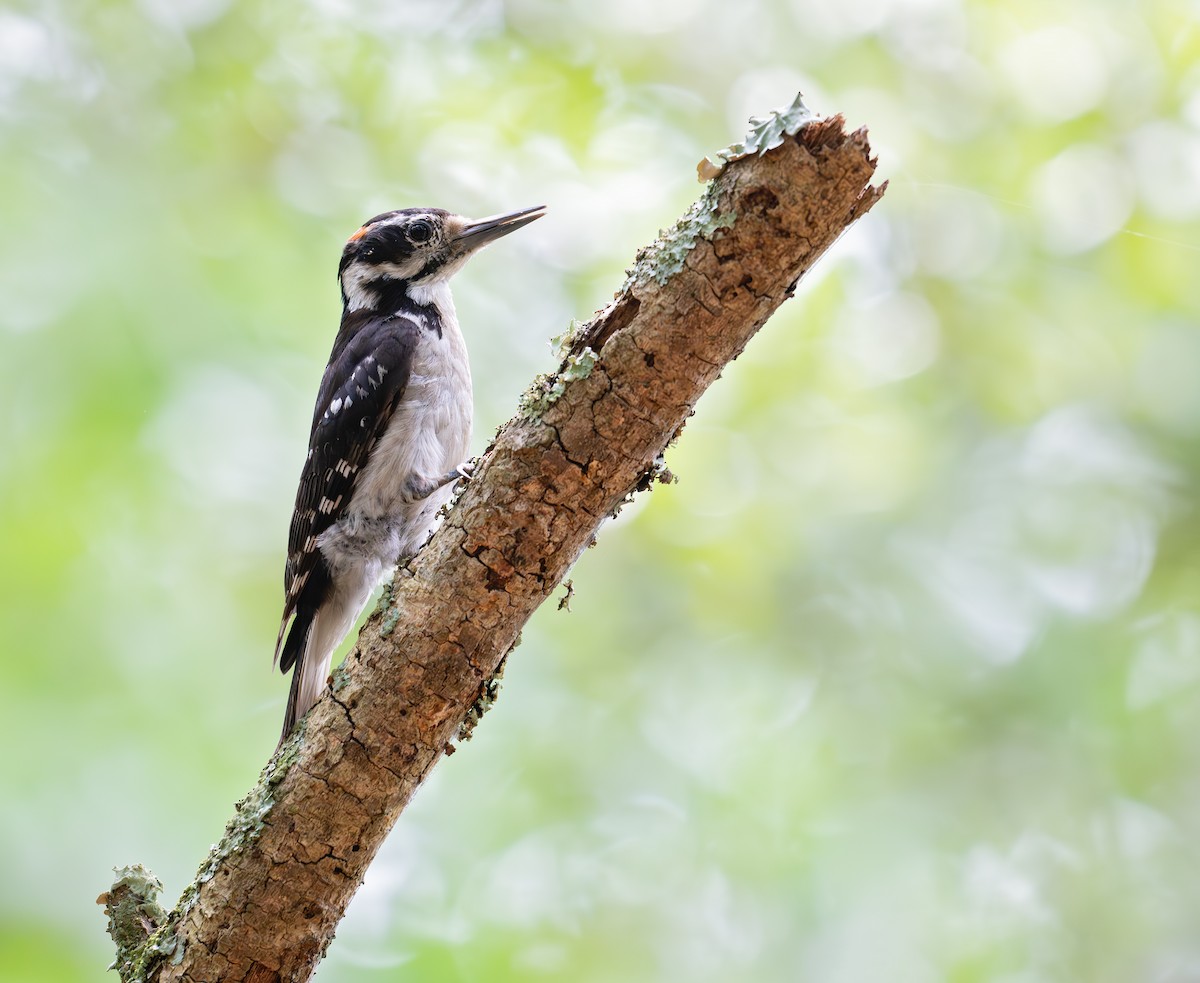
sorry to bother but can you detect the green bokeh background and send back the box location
[4,1,1200,980]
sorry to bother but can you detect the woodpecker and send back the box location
[275,204,545,742]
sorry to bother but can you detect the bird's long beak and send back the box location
[458,205,546,248]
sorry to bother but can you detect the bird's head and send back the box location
[338,205,545,312]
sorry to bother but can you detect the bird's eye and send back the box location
[407,220,434,244]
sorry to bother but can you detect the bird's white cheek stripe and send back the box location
[341,257,428,312]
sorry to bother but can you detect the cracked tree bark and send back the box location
[101,112,884,982]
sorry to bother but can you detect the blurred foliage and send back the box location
[3,0,1200,981]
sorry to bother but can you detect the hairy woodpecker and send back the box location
[275,204,545,742]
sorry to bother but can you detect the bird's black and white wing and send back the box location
[275,313,419,673]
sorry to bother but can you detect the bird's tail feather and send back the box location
[279,592,366,745]
[279,605,330,744]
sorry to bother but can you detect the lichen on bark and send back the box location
[97,865,172,982]
[626,184,737,286]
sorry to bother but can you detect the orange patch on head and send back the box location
[348,225,369,242]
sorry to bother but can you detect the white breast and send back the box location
[322,282,473,569]
[362,324,472,503]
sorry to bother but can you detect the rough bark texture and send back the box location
[103,113,884,982]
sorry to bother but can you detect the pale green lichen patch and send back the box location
[562,347,598,382]
[626,186,736,288]
[204,742,296,875]
[697,92,817,181]
[137,924,184,974]
[373,573,405,636]
[518,371,556,419]
[100,864,172,981]
[549,319,585,359]
[457,674,502,742]
[372,577,396,615]
[457,645,514,742]
[380,603,403,637]
[163,730,303,969]
[519,347,598,419]
[330,658,353,693]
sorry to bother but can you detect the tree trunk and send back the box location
[100,107,885,982]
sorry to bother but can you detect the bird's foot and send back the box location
[405,460,478,502]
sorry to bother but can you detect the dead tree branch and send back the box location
[102,108,885,982]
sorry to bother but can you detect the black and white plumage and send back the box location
[275,204,545,743]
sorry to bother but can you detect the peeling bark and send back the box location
[103,113,885,982]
